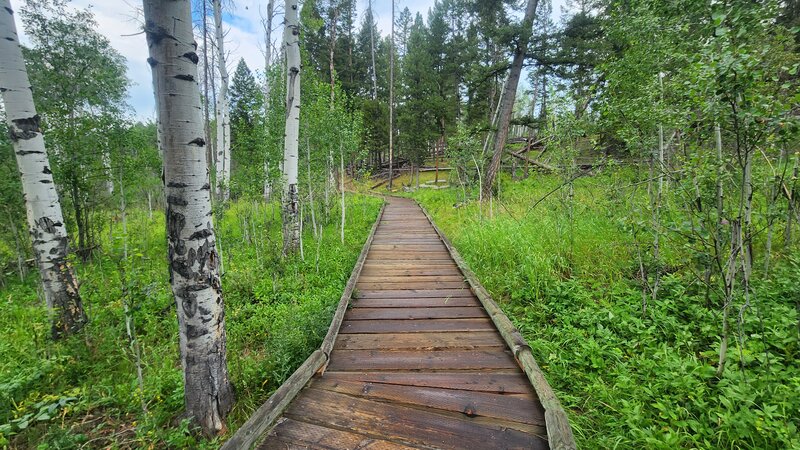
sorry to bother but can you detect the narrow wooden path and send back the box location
[226,197,574,449]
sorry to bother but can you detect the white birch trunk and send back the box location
[282,0,301,253]
[263,0,274,114]
[213,0,231,201]
[340,141,345,243]
[0,0,86,338]
[143,0,234,434]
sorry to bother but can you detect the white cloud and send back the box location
[8,0,568,121]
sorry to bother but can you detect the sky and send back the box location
[10,0,570,122]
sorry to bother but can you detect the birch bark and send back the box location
[0,0,86,338]
[282,0,301,253]
[213,0,231,201]
[143,0,234,434]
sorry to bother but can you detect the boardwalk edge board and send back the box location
[221,201,387,450]
[416,199,578,450]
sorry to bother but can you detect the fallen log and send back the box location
[505,149,557,172]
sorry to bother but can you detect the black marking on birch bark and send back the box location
[40,179,52,183]
[167,181,188,188]
[185,323,209,338]
[188,229,212,240]
[174,74,195,82]
[167,195,188,206]
[36,216,59,234]
[187,137,205,146]
[42,166,52,174]
[182,51,199,64]
[174,238,187,256]
[144,21,171,46]
[15,150,44,155]
[0,87,6,92]
[201,183,210,191]
[4,6,13,14]
[8,115,41,141]
[182,295,198,318]
[4,37,14,42]
[146,57,157,68]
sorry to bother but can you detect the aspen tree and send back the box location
[0,0,86,338]
[213,0,231,200]
[283,0,301,253]
[142,0,234,434]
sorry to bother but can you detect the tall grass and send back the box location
[414,173,800,449]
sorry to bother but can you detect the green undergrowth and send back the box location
[0,194,382,448]
[412,174,800,449]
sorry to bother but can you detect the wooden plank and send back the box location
[284,389,548,450]
[362,261,459,268]
[355,289,474,299]
[260,418,415,450]
[417,200,577,449]
[334,331,505,350]
[312,378,546,426]
[340,318,494,333]
[359,267,462,276]
[326,349,519,371]
[220,351,326,450]
[356,281,470,290]
[323,372,535,395]
[346,306,488,320]
[358,275,466,282]
[370,244,449,251]
[351,297,481,308]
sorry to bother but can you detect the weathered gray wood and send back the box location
[222,202,385,450]
[221,350,325,450]
[417,200,577,450]
[320,203,386,366]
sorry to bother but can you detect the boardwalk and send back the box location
[255,197,551,449]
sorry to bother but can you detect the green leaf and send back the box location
[711,11,726,26]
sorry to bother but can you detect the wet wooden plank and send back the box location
[346,307,488,320]
[284,389,548,450]
[322,372,536,395]
[260,418,415,450]
[334,331,505,350]
[312,378,546,426]
[340,318,495,334]
[326,349,519,371]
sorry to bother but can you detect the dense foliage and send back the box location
[414,175,800,449]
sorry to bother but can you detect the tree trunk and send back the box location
[482,0,539,200]
[368,0,377,100]
[340,141,345,243]
[329,4,338,107]
[143,0,234,435]
[202,0,212,170]
[264,0,274,115]
[0,0,86,338]
[282,0,301,254]
[388,0,395,190]
[213,0,231,201]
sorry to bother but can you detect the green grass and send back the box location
[413,173,800,449]
[0,194,382,448]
